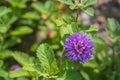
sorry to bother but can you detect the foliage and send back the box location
[0,0,120,80]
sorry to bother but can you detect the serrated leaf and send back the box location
[60,27,69,38]
[60,23,79,38]
[23,65,34,72]
[23,64,39,77]
[36,43,55,72]
[9,69,29,78]
[84,7,94,16]
[12,52,33,66]
[10,26,33,36]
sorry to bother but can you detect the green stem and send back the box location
[111,45,116,71]
[76,10,79,22]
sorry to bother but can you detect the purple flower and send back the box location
[10,64,21,71]
[64,33,95,63]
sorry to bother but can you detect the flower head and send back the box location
[64,33,94,63]
[46,29,55,38]
[10,64,21,71]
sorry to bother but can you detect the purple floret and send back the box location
[64,33,95,63]
[10,64,21,71]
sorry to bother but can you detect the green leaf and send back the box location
[80,0,87,4]
[7,0,28,8]
[57,0,73,5]
[36,43,55,72]
[0,6,11,17]
[107,18,119,32]
[0,60,3,67]
[84,7,94,16]
[12,52,33,66]
[60,27,69,38]
[9,69,30,78]
[0,24,8,33]
[0,68,9,80]
[85,0,97,7]
[32,2,48,15]
[22,12,40,20]
[80,67,103,80]
[91,34,108,53]
[10,26,33,36]
[82,25,98,32]
[30,42,40,52]
[60,23,79,38]
[0,50,12,59]
[0,13,18,33]
[83,61,98,68]
[2,37,21,49]
[57,70,81,80]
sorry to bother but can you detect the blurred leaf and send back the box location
[23,64,35,72]
[10,26,33,36]
[109,36,120,43]
[60,34,70,46]
[82,25,98,32]
[66,24,74,34]
[0,0,4,3]
[80,67,103,80]
[60,27,69,38]
[12,52,33,66]
[22,12,40,20]
[81,0,87,4]
[56,19,66,27]
[0,6,11,17]
[7,0,28,8]
[9,69,29,78]
[83,61,98,68]
[30,42,40,52]
[0,24,8,33]
[91,34,108,52]
[84,7,94,16]
[0,68,9,80]
[32,2,49,15]
[60,23,79,38]
[56,15,75,26]
[32,1,56,15]
[85,0,97,7]
[57,70,81,80]
[107,18,119,32]
[0,50,12,59]
[57,0,73,5]
[0,60,3,67]
[115,57,120,76]
[0,13,18,33]
[3,37,21,49]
